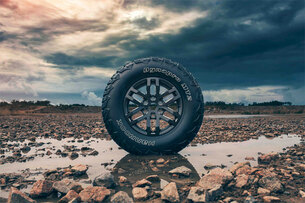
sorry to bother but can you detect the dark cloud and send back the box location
[1,0,304,104]
[44,52,118,67]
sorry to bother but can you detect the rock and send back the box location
[161,182,179,202]
[69,152,79,160]
[79,186,110,202]
[245,195,256,203]
[156,158,165,164]
[230,162,250,174]
[235,174,249,188]
[258,152,278,164]
[93,172,116,188]
[132,187,148,201]
[197,168,233,190]
[187,186,206,202]
[169,166,192,176]
[263,196,280,202]
[235,165,253,175]
[299,190,305,198]
[258,187,270,195]
[119,176,128,183]
[30,180,54,198]
[71,164,88,176]
[8,187,36,203]
[206,184,223,201]
[89,150,99,156]
[204,163,218,170]
[111,191,134,203]
[53,179,83,194]
[132,179,152,188]
[223,197,234,203]
[245,157,255,161]
[259,176,283,193]
[146,175,160,182]
[58,190,80,203]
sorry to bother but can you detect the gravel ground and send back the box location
[0,113,304,202]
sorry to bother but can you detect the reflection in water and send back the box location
[111,154,200,196]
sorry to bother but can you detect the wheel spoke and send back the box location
[160,115,174,125]
[164,95,181,106]
[130,87,146,99]
[126,95,142,106]
[126,106,144,117]
[160,106,179,118]
[155,78,160,97]
[155,115,160,135]
[146,111,151,134]
[146,78,151,96]
[131,115,146,125]
[160,87,175,98]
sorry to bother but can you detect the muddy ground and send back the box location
[0,113,304,202]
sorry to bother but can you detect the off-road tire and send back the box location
[102,57,204,155]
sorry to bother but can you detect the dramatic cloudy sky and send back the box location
[0,0,304,105]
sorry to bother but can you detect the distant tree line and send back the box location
[0,100,51,106]
[0,99,293,107]
[205,100,292,107]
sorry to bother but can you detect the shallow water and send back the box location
[0,134,301,200]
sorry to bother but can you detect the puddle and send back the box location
[206,114,270,119]
[0,134,301,200]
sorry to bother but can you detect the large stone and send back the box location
[93,172,116,189]
[71,164,88,176]
[146,175,160,182]
[58,190,81,203]
[230,162,250,174]
[111,191,134,203]
[132,179,152,188]
[169,166,192,176]
[258,187,271,195]
[30,180,54,198]
[187,187,206,203]
[197,168,233,190]
[263,196,280,202]
[8,187,36,203]
[53,179,83,194]
[235,174,249,188]
[161,182,180,203]
[132,187,148,201]
[79,186,111,202]
[258,152,278,164]
[235,165,253,175]
[259,176,283,193]
[206,184,223,201]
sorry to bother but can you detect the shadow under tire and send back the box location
[102,57,204,155]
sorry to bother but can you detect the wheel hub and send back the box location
[124,77,183,136]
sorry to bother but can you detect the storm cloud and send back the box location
[0,0,304,104]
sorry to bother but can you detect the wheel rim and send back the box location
[123,77,183,136]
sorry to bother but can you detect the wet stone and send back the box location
[132,187,148,201]
[169,166,192,177]
[161,182,179,203]
[93,171,116,189]
[53,178,83,194]
[30,180,54,198]
[187,186,206,202]
[8,187,36,203]
[58,190,80,203]
[111,191,134,203]
[79,186,111,202]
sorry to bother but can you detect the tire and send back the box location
[102,57,204,155]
